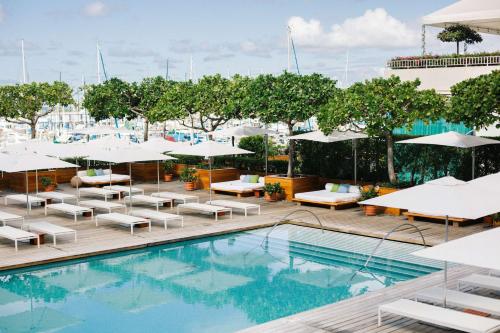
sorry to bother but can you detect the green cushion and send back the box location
[86,169,96,177]
[330,183,340,192]
[249,175,260,183]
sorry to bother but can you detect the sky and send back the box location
[0,0,499,89]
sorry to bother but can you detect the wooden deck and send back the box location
[0,180,492,332]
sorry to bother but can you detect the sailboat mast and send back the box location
[96,42,101,83]
[189,55,193,81]
[21,39,27,83]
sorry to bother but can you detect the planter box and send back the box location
[131,162,164,182]
[196,168,240,190]
[5,170,58,193]
[377,187,402,216]
[265,175,319,201]
[56,168,79,184]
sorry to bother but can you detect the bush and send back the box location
[41,176,53,187]
[263,182,284,195]
[164,160,175,174]
[238,135,277,159]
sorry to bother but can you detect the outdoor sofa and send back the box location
[77,169,130,186]
[211,175,265,197]
[293,183,361,209]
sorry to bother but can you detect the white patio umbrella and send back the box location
[397,131,499,179]
[85,148,175,209]
[289,130,369,184]
[86,136,138,150]
[0,152,79,215]
[212,126,275,176]
[168,141,253,201]
[72,126,134,136]
[138,138,189,153]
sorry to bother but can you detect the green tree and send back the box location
[245,72,337,177]
[83,76,171,141]
[318,76,446,183]
[0,82,74,139]
[153,74,249,133]
[447,70,499,130]
[437,24,483,55]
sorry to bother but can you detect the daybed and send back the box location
[293,183,361,210]
[211,175,265,198]
[77,169,130,186]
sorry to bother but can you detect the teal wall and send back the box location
[393,119,472,136]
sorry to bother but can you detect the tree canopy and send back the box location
[448,70,499,130]
[0,81,73,138]
[318,75,446,183]
[245,72,338,177]
[437,24,483,54]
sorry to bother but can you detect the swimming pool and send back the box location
[0,224,441,333]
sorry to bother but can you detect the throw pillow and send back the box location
[86,169,96,177]
[95,169,104,176]
[242,175,250,183]
[337,184,350,193]
[249,175,260,183]
[330,183,340,192]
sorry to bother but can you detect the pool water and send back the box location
[0,225,441,333]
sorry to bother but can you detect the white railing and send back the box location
[388,55,500,69]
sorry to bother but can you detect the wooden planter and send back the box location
[184,182,197,191]
[196,168,240,190]
[264,192,279,202]
[264,175,318,201]
[163,174,174,182]
[131,162,164,182]
[5,170,58,193]
[377,187,402,216]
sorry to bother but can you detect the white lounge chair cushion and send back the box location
[79,188,117,196]
[97,213,147,225]
[295,190,360,203]
[179,203,230,213]
[380,299,500,333]
[5,194,45,203]
[125,195,170,203]
[47,203,91,213]
[130,209,181,221]
[103,185,143,193]
[152,192,198,201]
[207,200,259,210]
[211,180,264,192]
[0,211,23,221]
[78,172,130,184]
[27,222,75,235]
[460,274,500,291]
[36,192,76,200]
[79,200,125,210]
[0,226,38,241]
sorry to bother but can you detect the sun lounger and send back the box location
[25,222,77,246]
[95,213,151,234]
[78,187,118,201]
[177,203,232,221]
[45,203,93,223]
[4,194,46,211]
[0,226,39,251]
[459,274,500,292]
[130,209,183,230]
[211,175,265,197]
[378,299,500,333]
[415,286,500,316]
[293,184,360,210]
[206,200,260,217]
[0,210,24,226]
[103,185,144,199]
[124,195,172,211]
[36,191,76,203]
[79,200,126,213]
[151,192,199,204]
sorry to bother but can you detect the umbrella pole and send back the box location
[35,170,39,194]
[471,147,475,180]
[25,170,29,216]
[157,160,160,193]
[128,162,133,212]
[353,139,357,185]
[265,134,268,177]
[75,166,79,205]
[109,163,112,187]
[209,157,213,202]
[443,215,449,308]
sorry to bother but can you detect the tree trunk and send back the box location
[287,123,295,178]
[30,122,37,139]
[386,133,397,184]
[456,41,460,55]
[143,119,149,142]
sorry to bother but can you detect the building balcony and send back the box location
[387,53,500,70]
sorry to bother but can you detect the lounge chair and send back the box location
[77,170,130,186]
[378,299,500,333]
[415,286,500,316]
[79,200,126,213]
[78,187,118,201]
[130,209,183,230]
[45,203,93,223]
[0,226,39,251]
[177,203,232,221]
[36,191,76,203]
[25,222,77,246]
[151,192,199,204]
[0,210,24,226]
[459,274,500,292]
[293,183,360,210]
[124,195,172,211]
[4,194,46,212]
[206,200,260,217]
[211,175,265,198]
[102,185,144,199]
[95,213,151,235]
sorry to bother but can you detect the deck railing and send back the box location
[387,55,500,69]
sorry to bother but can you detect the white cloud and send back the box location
[288,8,419,50]
[0,4,6,23]
[83,1,108,17]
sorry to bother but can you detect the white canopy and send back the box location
[289,130,369,143]
[138,138,189,153]
[212,126,274,137]
[469,172,500,189]
[359,176,500,220]
[422,0,500,35]
[86,136,138,149]
[85,148,175,164]
[73,126,134,135]
[397,131,499,148]
[413,227,500,271]
[168,141,253,158]
[0,152,79,172]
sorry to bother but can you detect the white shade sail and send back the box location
[212,126,275,137]
[469,172,500,189]
[0,152,79,172]
[72,126,134,135]
[359,176,500,220]
[413,227,500,271]
[138,138,189,153]
[168,141,253,157]
[422,0,500,35]
[86,136,139,149]
[85,148,175,164]
[397,131,499,148]
[289,130,368,143]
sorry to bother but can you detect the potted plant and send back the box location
[180,167,198,191]
[41,176,56,192]
[163,161,175,182]
[360,186,379,216]
[263,182,284,202]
